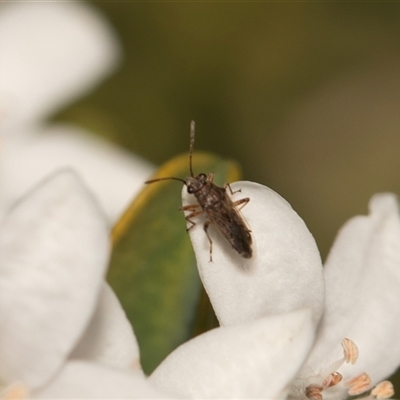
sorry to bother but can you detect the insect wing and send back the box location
[206,196,252,258]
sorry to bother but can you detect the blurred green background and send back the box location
[56,1,400,389]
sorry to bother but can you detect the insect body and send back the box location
[145,121,252,261]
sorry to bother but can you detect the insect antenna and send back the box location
[145,176,186,185]
[146,121,196,185]
[189,120,196,177]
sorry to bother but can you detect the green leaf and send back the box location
[107,151,241,374]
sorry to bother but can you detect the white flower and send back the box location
[147,181,325,399]
[150,309,316,399]
[181,181,325,328]
[3,170,399,399]
[0,170,165,398]
[0,3,316,398]
[290,194,400,400]
[177,180,400,399]
[0,1,154,225]
[0,170,314,400]
[1,6,399,398]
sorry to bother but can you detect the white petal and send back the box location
[0,2,120,129]
[70,283,141,372]
[307,193,400,383]
[0,124,154,223]
[183,181,324,327]
[0,170,109,389]
[150,309,315,399]
[33,360,173,399]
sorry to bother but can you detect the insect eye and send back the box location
[199,173,206,181]
[187,186,194,194]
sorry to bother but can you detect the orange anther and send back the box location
[341,338,358,364]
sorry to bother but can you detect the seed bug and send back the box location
[145,121,252,262]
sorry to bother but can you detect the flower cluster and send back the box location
[1,2,400,399]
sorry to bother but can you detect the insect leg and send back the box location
[233,197,250,211]
[224,182,242,195]
[203,221,213,262]
[180,205,203,232]
[179,204,201,212]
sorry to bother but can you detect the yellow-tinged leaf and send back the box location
[107,152,241,374]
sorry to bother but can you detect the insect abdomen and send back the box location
[230,223,252,258]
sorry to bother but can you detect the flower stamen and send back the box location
[371,381,394,399]
[346,372,372,396]
[305,385,323,400]
[303,338,372,400]
[341,337,358,364]
[305,372,343,400]
[322,371,342,389]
